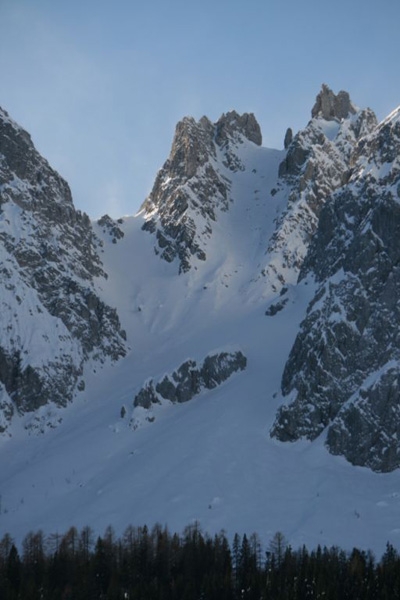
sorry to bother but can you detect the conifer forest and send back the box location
[1,523,400,599]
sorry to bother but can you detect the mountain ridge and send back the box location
[1,86,400,553]
[0,105,127,433]
[271,98,400,472]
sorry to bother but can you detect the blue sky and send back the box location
[1,0,399,218]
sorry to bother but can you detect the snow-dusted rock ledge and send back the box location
[132,350,247,417]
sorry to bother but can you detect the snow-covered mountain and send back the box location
[1,86,400,555]
[0,107,127,434]
[272,102,400,473]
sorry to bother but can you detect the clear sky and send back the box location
[1,0,399,219]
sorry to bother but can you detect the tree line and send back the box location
[0,522,399,599]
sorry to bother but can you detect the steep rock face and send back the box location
[327,365,400,472]
[311,83,356,121]
[133,351,247,410]
[140,111,262,273]
[0,107,127,431]
[97,214,125,244]
[271,106,400,472]
[261,85,377,291]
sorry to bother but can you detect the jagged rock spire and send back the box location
[311,84,357,120]
[284,127,293,149]
[215,111,262,147]
[141,110,263,272]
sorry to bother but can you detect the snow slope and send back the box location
[1,130,400,558]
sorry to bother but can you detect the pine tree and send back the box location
[268,531,287,567]
[6,544,21,599]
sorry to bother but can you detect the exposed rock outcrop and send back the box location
[97,214,125,244]
[284,128,293,150]
[261,85,377,292]
[133,351,247,409]
[0,107,127,432]
[271,103,400,472]
[215,111,262,148]
[140,111,262,273]
[311,83,357,121]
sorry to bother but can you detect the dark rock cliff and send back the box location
[0,107,127,431]
[271,105,400,472]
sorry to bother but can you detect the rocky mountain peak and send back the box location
[167,116,215,180]
[261,87,377,295]
[351,104,400,182]
[163,111,262,182]
[311,83,357,121]
[215,110,262,147]
[0,107,74,215]
[0,108,36,179]
[279,85,374,181]
[140,110,263,273]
